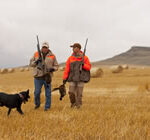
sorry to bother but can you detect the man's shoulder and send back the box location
[68,55,74,60]
[84,55,89,58]
[47,51,55,56]
[34,51,38,54]
[33,51,39,57]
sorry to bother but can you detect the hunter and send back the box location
[30,42,59,111]
[63,43,91,108]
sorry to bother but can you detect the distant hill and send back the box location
[20,46,150,68]
[94,46,150,66]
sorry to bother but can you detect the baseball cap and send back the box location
[42,42,49,48]
[70,43,81,49]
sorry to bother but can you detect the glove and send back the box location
[49,68,55,72]
[63,79,67,85]
[81,61,84,66]
[35,58,42,65]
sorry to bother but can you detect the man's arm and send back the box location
[29,55,37,67]
[52,55,59,71]
[82,56,91,71]
[63,57,70,80]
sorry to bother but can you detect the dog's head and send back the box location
[19,89,30,103]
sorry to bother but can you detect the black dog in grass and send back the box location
[0,89,30,116]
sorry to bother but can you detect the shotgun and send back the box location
[80,38,88,71]
[36,35,43,70]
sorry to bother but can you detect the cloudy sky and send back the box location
[0,0,150,68]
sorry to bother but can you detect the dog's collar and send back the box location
[19,94,24,100]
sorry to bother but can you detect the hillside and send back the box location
[94,46,150,65]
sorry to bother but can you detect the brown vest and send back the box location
[68,61,90,83]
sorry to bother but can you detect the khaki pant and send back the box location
[69,82,84,108]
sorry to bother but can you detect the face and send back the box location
[20,89,30,103]
[42,46,49,54]
[73,47,80,54]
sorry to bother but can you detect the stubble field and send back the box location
[0,66,150,140]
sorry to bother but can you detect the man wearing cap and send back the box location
[63,43,91,108]
[30,42,58,111]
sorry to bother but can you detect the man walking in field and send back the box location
[30,42,59,111]
[63,42,91,108]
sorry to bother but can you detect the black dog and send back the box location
[52,84,66,100]
[0,89,30,116]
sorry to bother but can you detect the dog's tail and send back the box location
[52,87,59,92]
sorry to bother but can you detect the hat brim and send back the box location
[42,46,49,48]
[70,45,81,49]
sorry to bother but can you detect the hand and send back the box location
[35,58,42,65]
[63,79,67,85]
[49,68,55,72]
[80,62,84,66]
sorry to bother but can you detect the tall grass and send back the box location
[0,94,150,139]
[0,67,150,139]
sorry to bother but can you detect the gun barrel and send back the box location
[84,38,88,51]
[36,35,42,58]
[36,35,43,70]
[82,38,88,60]
[36,35,39,43]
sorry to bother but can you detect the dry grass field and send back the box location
[1,66,150,139]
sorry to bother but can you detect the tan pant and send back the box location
[69,82,84,108]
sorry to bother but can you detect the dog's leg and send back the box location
[7,108,11,116]
[17,107,24,115]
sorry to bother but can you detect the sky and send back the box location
[0,0,150,68]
